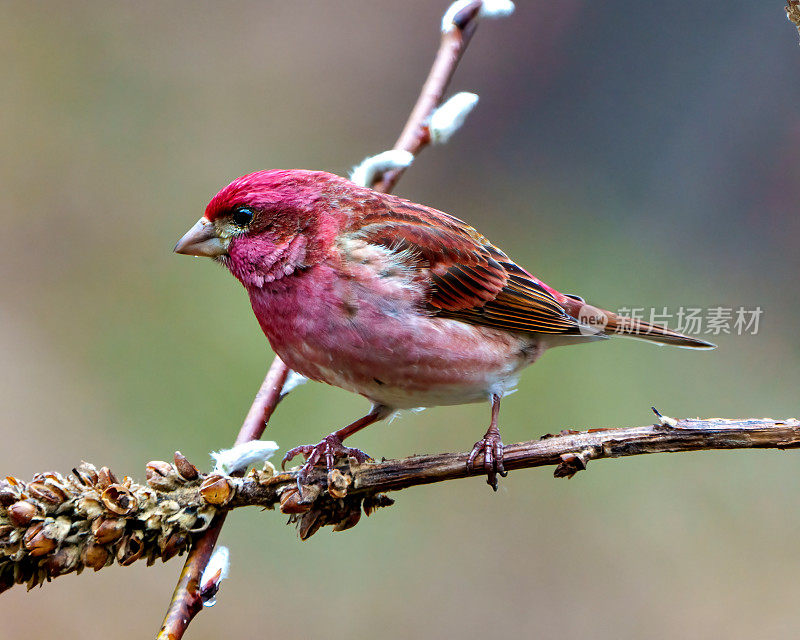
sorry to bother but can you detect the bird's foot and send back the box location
[281,434,372,485]
[467,425,507,491]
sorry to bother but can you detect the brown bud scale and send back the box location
[199,475,234,506]
[173,451,199,481]
[92,517,126,544]
[23,524,57,557]
[7,501,40,528]
[100,485,138,516]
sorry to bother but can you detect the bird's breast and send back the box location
[246,255,544,409]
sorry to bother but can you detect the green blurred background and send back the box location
[1,1,799,638]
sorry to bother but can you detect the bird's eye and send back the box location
[232,207,254,227]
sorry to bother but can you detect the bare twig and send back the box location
[157,515,224,638]
[157,359,287,639]
[372,0,482,193]
[234,357,290,446]
[3,417,799,593]
[158,2,503,637]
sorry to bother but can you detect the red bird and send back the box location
[175,170,713,489]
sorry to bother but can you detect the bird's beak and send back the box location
[173,217,229,257]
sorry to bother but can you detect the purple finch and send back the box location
[175,170,713,489]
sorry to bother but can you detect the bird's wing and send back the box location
[352,197,582,335]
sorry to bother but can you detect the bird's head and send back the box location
[174,169,346,287]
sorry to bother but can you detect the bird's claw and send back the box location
[281,434,372,485]
[467,426,507,491]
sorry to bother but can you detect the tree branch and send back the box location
[231,416,800,508]
[2,417,798,594]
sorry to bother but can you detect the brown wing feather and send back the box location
[351,195,582,336]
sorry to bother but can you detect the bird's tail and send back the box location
[573,302,716,349]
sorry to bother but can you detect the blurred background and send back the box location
[1,1,799,638]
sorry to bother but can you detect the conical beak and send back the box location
[174,218,229,257]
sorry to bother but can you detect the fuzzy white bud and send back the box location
[349,150,414,187]
[441,0,515,33]
[211,440,279,474]
[281,369,308,396]
[428,92,479,144]
[200,546,230,608]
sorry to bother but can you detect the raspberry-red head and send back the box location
[174,169,352,287]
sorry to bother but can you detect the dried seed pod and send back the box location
[0,479,21,507]
[7,501,41,527]
[160,531,189,561]
[23,523,56,557]
[4,476,24,489]
[91,517,126,544]
[25,567,43,591]
[44,546,80,576]
[327,468,352,499]
[145,461,179,491]
[13,561,27,585]
[72,462,99,487]
[100,484,138,516]
[199,475,234,506]
[297,510,323,541]
[145,548,159,567]
[173,451,199,481]
[299,482,322,504]
[332,509,361,532]
[95,467,118,490]
[117,531,145,566]
[26,482,67,506]
[0,524,14,542]
[35,472,69,492]
[553,451,588,479]
[279,487,310,515]
[43,476,73,505]
[81,542,110,571]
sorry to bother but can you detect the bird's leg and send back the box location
[467,394,507,491]
[281,405,390,483]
